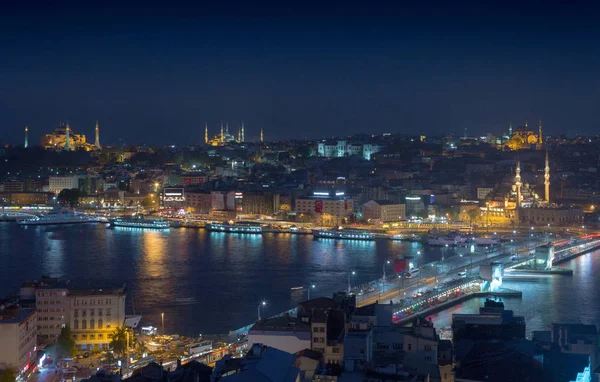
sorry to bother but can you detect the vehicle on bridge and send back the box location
[404,268,420,279]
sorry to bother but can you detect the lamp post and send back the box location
[348,271,356,294]
[380,260,391,300]
[258,301,267,320]
[307,285,315,300]
[161,312,164,335]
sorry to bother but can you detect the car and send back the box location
[511,255,518,261]
[457,272,467,278]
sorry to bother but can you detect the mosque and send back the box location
[39,122,102,151]
[205,122,264,146]
[503,120,544,151]
[482,152,551,225]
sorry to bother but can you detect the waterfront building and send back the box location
[0,192,53,206]
[295,191,354,225]
[211,344,301,382]
[0,306,37,377]
[519,205,584,225]
[69,286,127,351]
[362,200,406,223]
[405,195,425,218]
[184,191,213,214]
[41,123,97,151]
[49,175,84,194]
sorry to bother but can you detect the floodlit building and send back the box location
[362,200,406,222]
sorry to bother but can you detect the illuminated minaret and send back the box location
[525,120,528,128]
[237,127,241,142]
[220,121,224,143]
[204,122,208,144]
[508,122,512,136]
[260,127,264,143]
[538,119,543,145]
[24,126,28,148]
[226,122,229,135]
[515,159,522,208]
[544,150,550,203]
[94,121,101,149]
[65,124,71,151]
[241,121,245,142]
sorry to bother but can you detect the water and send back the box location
[427,250,600,336]
[1,223,597,337]
[0,223,439,335]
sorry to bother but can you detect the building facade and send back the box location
[317,140,383,161]
[362,200,406,222]
[0,308,37,377]
[69,286,127,351]
[49,176,82,194]
[296,192,354,224]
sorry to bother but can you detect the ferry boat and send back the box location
[17,211,101,226]
[205,222,262,234]
[312,227,375,241]
[110,215,170,229]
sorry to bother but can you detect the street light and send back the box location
[307,284,315,300]
[258,301,267,320]
[161,312,164,335]
[381,261,391,300]
[348,271,356,294]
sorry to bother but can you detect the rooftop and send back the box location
[0,307,35,323]
[249,314,311,333]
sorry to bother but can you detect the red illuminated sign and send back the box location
[315,200,323,213]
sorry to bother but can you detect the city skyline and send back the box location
[2,2,600,144]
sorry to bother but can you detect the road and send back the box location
[355,235,551,307]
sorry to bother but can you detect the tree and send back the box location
[55,326,77,359]
[467,209,479,227]
[0,367,17,382]
[57,188,85,207]
[109,327,131,356]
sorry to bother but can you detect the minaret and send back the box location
[544,150,550,203]
[538,119,543,145]
[65,124,71,151]
[220,121,224,143]
[237,127,241,142]
[515,159,522,208]
[508,122,512,136]
[241,121,245,142]
[94,121,101,149]
[260,127,264,143]
[525,120,528,128]
[204,122,208,144]
[226,122,229,135]
[24,126,28,148]
[464,127,467,139]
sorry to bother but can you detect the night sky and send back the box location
[1,1,599,145]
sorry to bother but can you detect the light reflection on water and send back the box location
[1,223,596,336]
[427,249,600,337]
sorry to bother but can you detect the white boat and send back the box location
[391,234,404,241]
[110,215,170,229]
[205,223,262,234]
[17,211,101,226]
[312,228,375,241]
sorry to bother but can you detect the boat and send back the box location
[205,222,262,234]
[473,237,500,246]
[110,215,170,229]
[17,211,101,226]
[290,286,304,291]
[391,234,404,241]
[312,227,375,241]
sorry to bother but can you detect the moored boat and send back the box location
[205,222,262,234]
[312,227,375,241]
[110,215,170,229]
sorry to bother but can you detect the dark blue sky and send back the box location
[1,1,599,145]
